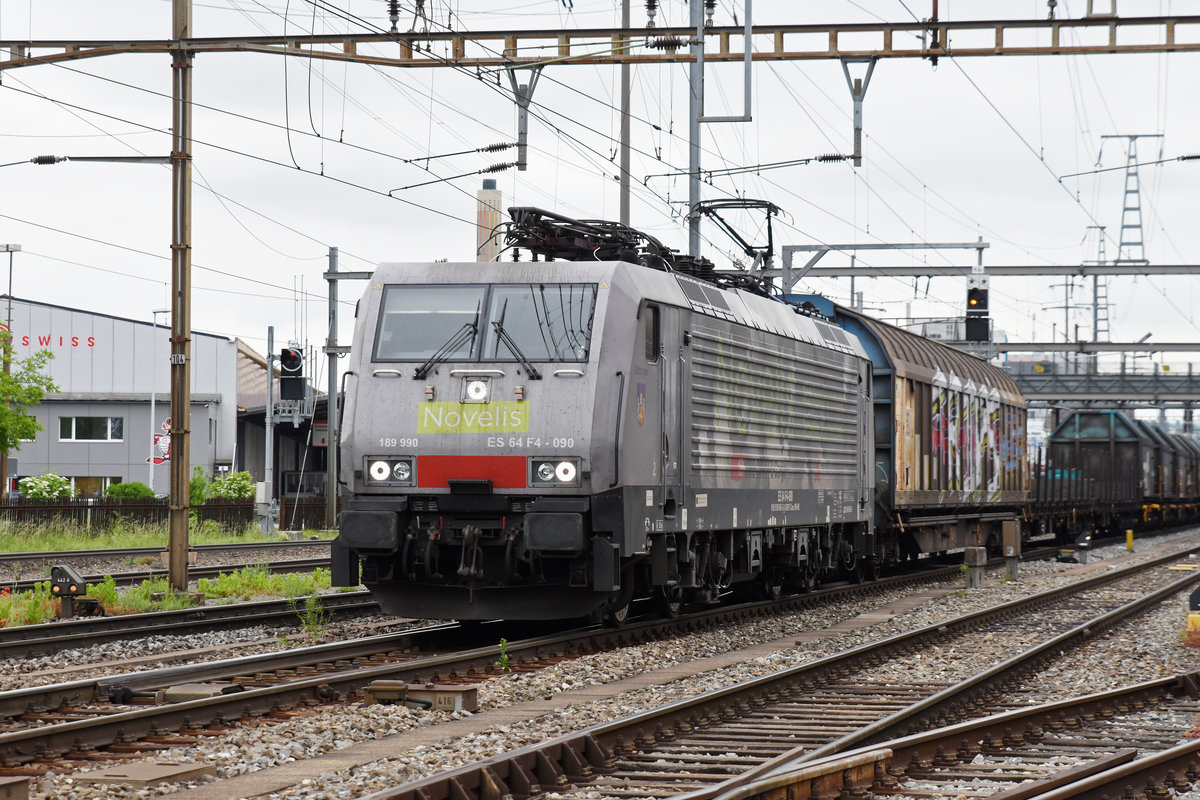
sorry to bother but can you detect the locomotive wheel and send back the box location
[604,572,636,626]
[654,585,683,618]
[605,598,632,626]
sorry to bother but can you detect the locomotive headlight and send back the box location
[555,461,577,483]
[531,458,581,486]
[465,379,489,402]
[369,460,391,482]
[392,461,412,482]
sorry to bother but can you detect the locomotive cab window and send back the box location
[482,284,596,362]
[373,284,485,361]
[644,304,660,363]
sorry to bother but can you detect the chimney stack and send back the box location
[476,179,502,262]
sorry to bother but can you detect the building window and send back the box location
[59,416,124,442]
[70,476,122,498]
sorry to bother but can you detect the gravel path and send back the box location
[21,531,1200,800]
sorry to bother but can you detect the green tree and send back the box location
[0,340,56,455]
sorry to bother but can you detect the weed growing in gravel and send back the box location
[87,575,120,608]
[1180,613,1200,648]
[495,637,512,672]
[196,564,332,601]
[0,581,57,626]
[294,592,331,641]
[1,566,336,626]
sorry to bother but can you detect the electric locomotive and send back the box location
[331,208,876,621]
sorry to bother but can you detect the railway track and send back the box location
[1,555,331,594]
[0,589,380,660]
[704,673,1200,800]
[0,538,330,567]
[358,545,1200,800]
[0,563,972,769]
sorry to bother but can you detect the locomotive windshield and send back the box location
[374,283,596,363]
[373,285,485,361]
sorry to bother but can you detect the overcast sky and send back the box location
[0,0,1197,387]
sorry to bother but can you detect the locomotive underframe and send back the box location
[336,490,876,621]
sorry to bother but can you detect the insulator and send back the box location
[483,162,515,174]
[480,142,514,153]
[704,0,716,27]
[646,35,686,50]
[816,153,847,162]
[645,0,657,28]
[386,0,401,32]
[32,155,64,165]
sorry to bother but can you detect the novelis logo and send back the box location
[418,401,528,434]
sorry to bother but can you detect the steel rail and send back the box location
[706,673,1200,800]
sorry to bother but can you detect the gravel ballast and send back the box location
[18,531,1200,800]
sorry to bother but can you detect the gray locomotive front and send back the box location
[331,260,875,621]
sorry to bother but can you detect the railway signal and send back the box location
[279,347,304,401]
[965,278,990,342]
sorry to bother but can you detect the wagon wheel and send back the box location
[654,585,683,618]
[757,568,785,601]
[792,562,816,594]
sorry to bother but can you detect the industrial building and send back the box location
[4,297,324,498]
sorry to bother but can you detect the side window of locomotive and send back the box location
[373,284,486,361]
[644,304,660,363]
[482,284,597,362]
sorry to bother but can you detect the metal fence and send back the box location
[0,497,338,532]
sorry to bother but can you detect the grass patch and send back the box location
[0,519,336,553]
[196,564,332,601]
[0,565,339,627]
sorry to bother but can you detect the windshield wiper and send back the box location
[492,300,543,380]
[413,303,480,380]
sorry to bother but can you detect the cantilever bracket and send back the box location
[841,57,877,167]
[506,65,544,172]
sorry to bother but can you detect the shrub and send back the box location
[104,481,154,499]
[209,471,255,500]
[19,472,72,499]
[189,466,210,504]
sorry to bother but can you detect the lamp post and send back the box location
[0,244,20,500]
[149,309,170,493]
